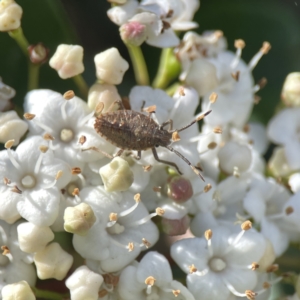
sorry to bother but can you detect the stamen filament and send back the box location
[33,119,53,133]
[79,110,95,127]
[6,148,21,170]
[126,212,157,227]
[34,152,44,174]
[61,101,68,121]
[119,201,139,218]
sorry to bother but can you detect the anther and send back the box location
[204,229,213,240]
[145,276,156,286]
[72,188,80,196]
[1,245,10,255]
[43,133,55,141]
[233,166,240,178]
[213,126,222,134]
[285,206,294,215]
[231,71,240,81]
[4,140,14,149]
[11,185,22,194]
[55,170,63,180]
[153,186,162,193]
[245,290,257,300]
[23,112,35,120]
[204,184,212,193]
[39,145,48,153]
[63,90,75,100]
[156,207,165,216]
[142,238,151,248]
[207,142,217,149]
[109,213,118,222]
[178,86,185,96]
[143,105,156,114]
[71,167,82,175]
[173,290,181,297]
[234,39,246,49]
[78,135,86,145]
[260,42,271,54]
[127,242,134,252]
[266,264,278,273]
[3,177,11,185]
[143,165,152,172]
[251,262,259,270]
[263,282,271,289]
[249,42,271,71]
[172,131,181,142]
[134,193,141,203]
[241,220,252,231]
[189,264,197,273]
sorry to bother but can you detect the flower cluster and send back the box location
[0,0,300,300]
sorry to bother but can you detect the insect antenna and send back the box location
[166,145,205,181]
[173,110,212,133]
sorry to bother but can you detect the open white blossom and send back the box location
[0,111,28,145]
[0,0,23,32]
[171,226,267,300]
[49,44,84,79]
[0,136,71,226]
[118,251,195,300]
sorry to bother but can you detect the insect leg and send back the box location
[160,119,173,131]
[107,100,125,112]
[125,150,141,160]
[81,146,114,159]
[114,149,124,157]
[152,147,183,175]
[166,146,204,181]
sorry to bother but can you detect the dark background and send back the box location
[1,0,300,124]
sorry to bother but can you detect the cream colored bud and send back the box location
[281,72,300,107]
[268,146,292,177]
[257,240,276,272]
[100,157,134,192]
[0,0,23,32]
[17,222,54,253]
[64,203,96,236]
[0,111,28,145]
[2,281,35,300]
[94,47,129,85]
[185,59,218,97]
[88,82,121,111]
[34,242,73,280]
[49,44,84,79]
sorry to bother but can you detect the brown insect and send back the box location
[88,101,211,181]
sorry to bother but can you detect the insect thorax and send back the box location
[94,110,172,150]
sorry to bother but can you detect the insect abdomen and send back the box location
[94,110,164,150]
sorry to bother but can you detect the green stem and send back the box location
[125,44,149,86]
[72,74,89,99]
[8,27,40,90]
[152,48,181,89]
[33,288,68,300]
[165,82,181,96]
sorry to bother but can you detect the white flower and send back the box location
[118,251,195,300]
[34,242,73,280]
[94,48,129,85]
[0,77,15,111]
[0,136,71,226]
[17,222,54,253]
[267,107,300,170]
[2,281,35,300]
[140,0,200,31]
[243,174,293,256]
[289,173,300,193]
[66,266,103,300]
[0,0,22,32]
[49,44,84,79]
[24,89,116,168]
[0,221,36,292]
[73,186,159,273]
[0,111,28,145]
[171,226,267,300]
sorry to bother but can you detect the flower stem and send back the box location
[33,287,68,300]
[125,44,149,86]
[152,48,181,89]
[72,74,89,99]
[8,27,40,90]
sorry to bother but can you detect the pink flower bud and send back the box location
[166,175,193,203]
[120,21,147,46]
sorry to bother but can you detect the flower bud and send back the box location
[66,266,103,300]
[2,281,35,300]
[218,141,252,174]
[64,203,96,236]
[161,215,190,236]
[268,146,293,177]
[0,0,23,32]
[120,21,147,46]
[0,78,15,111]
[88,82,121,111]
[94,48,129,85]
[0,111,28,145]
[184,58,218,96]
[100,157,134,192]
[49,44,84,79]
[281,72,300,107]
[17,222,54,253]
[34,242,73,280]
[257,240,276,272]
[166,175,193,203]
[28,43,49,64]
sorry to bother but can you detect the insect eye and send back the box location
[155,144,159,148]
